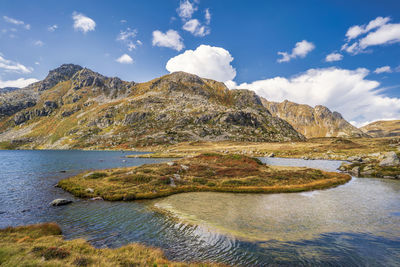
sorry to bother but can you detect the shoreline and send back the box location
[57,153,352,201]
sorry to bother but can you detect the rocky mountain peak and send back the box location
[165,71,205,85]
[38,64,83,91]
[262,98,367,138]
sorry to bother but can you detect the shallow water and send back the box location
[1,151,399,266]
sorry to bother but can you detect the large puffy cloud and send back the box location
[0,77,38,88]
[0,55,32,73]
[166,44,236,82]
[152,30,184,51]
[277,40,315,63]
[228,67,400,126]
[72,12,96,33]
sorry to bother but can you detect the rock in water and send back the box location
[50,198,72,206]
[379,151,400,167]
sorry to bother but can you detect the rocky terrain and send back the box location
[0,87,19,93]
[262,99,368,138]
[0,64,304,149]
[361,120,400,137]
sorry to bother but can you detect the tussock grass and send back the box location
[59,153,351,201]
[0,223,221,266]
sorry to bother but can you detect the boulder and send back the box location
[350,166,360,177]
[379,151,400,167]
[85,188,94,193]
[50,198,72,206]
[347,156,362,162]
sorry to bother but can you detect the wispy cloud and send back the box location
[0,54,32,73]
[47,24,58,32]
[3,16,30,30]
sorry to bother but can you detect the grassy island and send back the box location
[0,223,220,266]
[58,153,351,201]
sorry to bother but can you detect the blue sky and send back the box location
[1,0,400,125]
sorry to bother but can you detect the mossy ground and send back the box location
[58,153,351,201]
[0,223,221,267]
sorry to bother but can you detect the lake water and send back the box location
[1,150,399,266]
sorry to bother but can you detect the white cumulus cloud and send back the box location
[116,54,133,64]
[0,77,38,88]
[345,16,390,40]
[0,55,32,73]
[177,0,197,20]
[277,40,315,63]
[166,44,236,82]
[152,30,184,51]
[325,52,343,62]
[374,66,392,74]
[182,19,210,37]
[228,67,400,126]
[72,12,96,33]
[342,17,400,54]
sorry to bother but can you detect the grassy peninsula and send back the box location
[58,153,351,201]
[0,223,220,267]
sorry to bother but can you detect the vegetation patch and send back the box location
[0,223,219,266]
[58,153,351,201]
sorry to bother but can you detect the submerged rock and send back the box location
[50,198,72,206]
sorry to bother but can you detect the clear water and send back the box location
[1,151,399,266]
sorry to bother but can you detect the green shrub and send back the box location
[42,247,70,260]
[86,172,107,179]
[192,177,207,185]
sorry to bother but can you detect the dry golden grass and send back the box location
[127,137,399,160]
[58,153,351,201]
[0,223,222,267]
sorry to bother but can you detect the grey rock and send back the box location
[50,198,72,206]
[90,197,103,201]
[181,164,189,171]
[85,188,94,193]
[350,166,360,176]
[379,151,400,167]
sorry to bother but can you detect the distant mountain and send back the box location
[0,87,19,93]
[261,99,368,138]
[0,64,304,149]
[361,120,400,137]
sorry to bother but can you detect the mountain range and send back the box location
[0,64,303,149]
[0,64,396,150]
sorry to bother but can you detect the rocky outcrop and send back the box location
[361,120,400,137]
[379,151,400,167]
[262,99,368,138]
